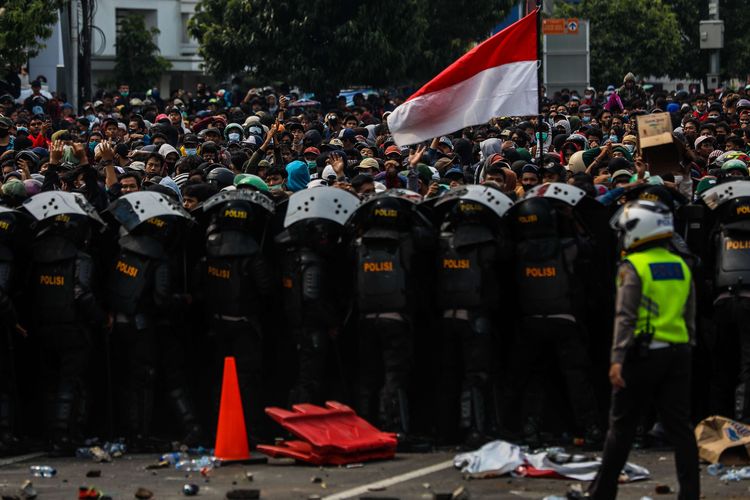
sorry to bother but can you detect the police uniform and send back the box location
[106,192,198,448]
[198,191,275,438]
[705,193,750,421]
[432,187,513,444]
[510,195,601,444]
[0,208,21,453]
[23,193,106,454]
[275,187,359,405]
[589,201,699,500]
[349,192,433,437]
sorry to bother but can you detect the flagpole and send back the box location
[536,0,544,162]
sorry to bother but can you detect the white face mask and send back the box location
[228,132,241,142]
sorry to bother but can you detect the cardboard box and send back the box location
[636,113,681,177]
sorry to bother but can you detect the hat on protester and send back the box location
[694,135,716,149]
[385,145,402,157]
[356,158,380,171]
[303,147,321,157]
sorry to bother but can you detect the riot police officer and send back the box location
[508,183,601,446]
[0,206,24,454]
[347,189,434,439]
[197,190,275,440]
[275,187,360,404]
[589,199,699,499]
[106,191,198,449]
[700,180,750,421]
[431,185,513,445]
[23,192,107,454]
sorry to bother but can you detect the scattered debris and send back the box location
[28,466,56,478]
[452,486,470,500]
[345,463,364,469]
[245,472,254,481]
[85,470,101,478]
[134,487,153,499]
[310,476,323,484]
[182,484,199,496]
[20,481,37,500]
[654,484,672,494]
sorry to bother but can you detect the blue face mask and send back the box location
[87,114,96,123]
[88,141,98,152]
[228,132,241,142]
[185,148,197,156]
[582,116,591,123]
[624,144,636,154]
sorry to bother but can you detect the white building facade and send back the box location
[89,0,205,94]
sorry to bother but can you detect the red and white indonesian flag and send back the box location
[388,9,539,146]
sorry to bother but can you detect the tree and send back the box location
[555,0,683,88]
[0,0,62,72]
[114,14,171,91]
[188,0,513,98]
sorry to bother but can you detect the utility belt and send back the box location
[628,329,688,360]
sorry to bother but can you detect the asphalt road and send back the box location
[1,449,749,499]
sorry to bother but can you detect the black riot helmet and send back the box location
[513,197,558,239]
[207,199,258,233]
[720,196,750,228]
[0,210,19,244]
[206,167,235,189]
[287,218,343,253]
[34,213,93,248]
[446,199,499,227]
[363,196,410,231]
[125,214,183,249]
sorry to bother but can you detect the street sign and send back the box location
[542,18,565,35]
[542,18,580,35]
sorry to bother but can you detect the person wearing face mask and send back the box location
[303,147,320,175]
[224,123,244,146]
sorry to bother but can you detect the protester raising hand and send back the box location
[49,140,64,165]
[409,144,427,167]
[329,152,345,179]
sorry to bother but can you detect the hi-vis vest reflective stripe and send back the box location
[624,246,691,344]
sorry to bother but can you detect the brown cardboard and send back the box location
[636,113,681,176]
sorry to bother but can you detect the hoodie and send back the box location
[286,160,311,192]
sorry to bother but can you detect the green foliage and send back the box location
[114,14,171,91]
[188,0,514,97]
[555,0,682,88]
[720,0,750,80]
[0,0,62,71]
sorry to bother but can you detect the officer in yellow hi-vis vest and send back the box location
[588,199,699,500]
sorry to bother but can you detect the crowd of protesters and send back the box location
[0,70,749,463]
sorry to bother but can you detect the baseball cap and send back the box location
[356,158,380,171]
[694,135,716,149]
[303,147,321,157]
[385,145,401,157]
[438,136,453,149]
[611,169,632,180]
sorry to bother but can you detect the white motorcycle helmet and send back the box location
[610,199,673,251]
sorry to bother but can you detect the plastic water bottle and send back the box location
[29,465,56,478]
[707,463,724,476]
[176,456,218,471]
[160,452,188,465]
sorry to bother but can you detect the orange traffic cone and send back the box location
[214,356,251,461]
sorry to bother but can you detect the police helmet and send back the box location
[35,213,92,247]
[513,197,558,239]
[447,199,498,227]
[610,199,673,251]
[364,196,409,230]
[208,199,257,232]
